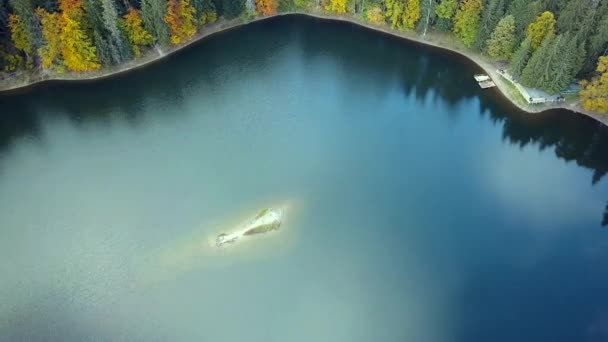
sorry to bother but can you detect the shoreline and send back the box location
[0,12,606,127]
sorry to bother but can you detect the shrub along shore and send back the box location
[0,2,607,126]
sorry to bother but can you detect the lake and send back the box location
[1,15,608,342]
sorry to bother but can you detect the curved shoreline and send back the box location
[0,12,606,127]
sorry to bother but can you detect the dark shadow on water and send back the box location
[453,233,608,342]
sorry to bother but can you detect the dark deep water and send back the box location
[1,15,608,342]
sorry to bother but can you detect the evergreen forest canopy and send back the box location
[0,0,607,112]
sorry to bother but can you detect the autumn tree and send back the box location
[199,3,218,26]
[580,56,608,113]
[473,0,505,52]
[325,0,346,14]
[402,0,420,30]
[255,0,276,15]
[366,6,384,24]
[164,0,197,45]
[122,8,153,57]
[9,0,42,51]
[36,7,62,70]
[486,14,515,61]
[526,11,555,50]
[141,0,169,45]
[385,0,403,29]
[385,0,420,30]
[453,0,483,48]
[58,0,100,71]
[434,0,456,31]
[8,14,31,56]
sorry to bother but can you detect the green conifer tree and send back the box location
[473,0,504,52]
[141,0,169,45]
[509,37,531,78]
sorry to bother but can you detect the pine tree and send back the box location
[0,0,9,39]
[83,0,117,65]
[473,0,505,52]
[556,0,592,34]
[486,14,515,60]
[546,32,584,94]
[100,0,130,62]
[452,0,483,48]
[520,33,555,88]
[526,11,555,50]
[520,32,582,94]
[583,3,608,73]
[141,0,169,45]
[415,0,435,35]
[508,0,543,43]
[221,0,245,18]
[509,37,531,78]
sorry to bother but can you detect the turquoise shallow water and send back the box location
[1,15,608,342]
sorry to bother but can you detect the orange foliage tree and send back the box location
[122,8,154,57]
[255,0,276,16]
[164,0,197,45]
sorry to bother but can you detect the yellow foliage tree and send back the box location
[385,0,403,29]
[8,14,32,55]
[57,0,100,72]
[366,6,384,25]
[402,0,420,30]
[60,13,100,71]
[580,56,608,113]
[453,0,483,47]
[325,0,347,14]
[385,0,420,30]
[526,11,555,50]
[36,8,63,71]
[255,0,276,15]
[200,8,217,26]
[122,8,153,57]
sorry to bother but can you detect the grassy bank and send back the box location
[1,11,606,127]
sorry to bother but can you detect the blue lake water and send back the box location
[1,15,608,342]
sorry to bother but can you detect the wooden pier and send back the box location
[474,74,496,89]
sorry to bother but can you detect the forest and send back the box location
[0,0,607,112]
